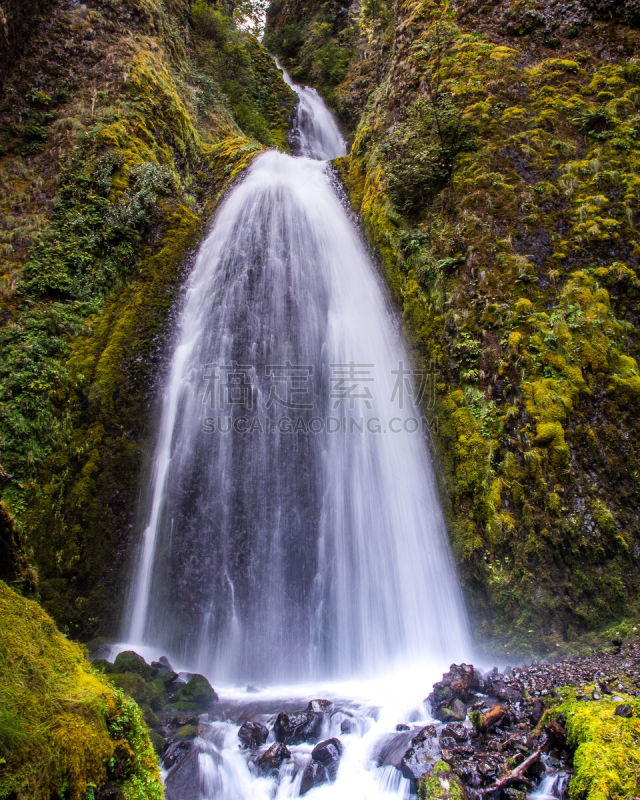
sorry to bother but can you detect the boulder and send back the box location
[417,761,468,800]
[273,706,325,745]
[440,723,468,743]
[112,650,155,680]
[238,720,269,749]
[300,738,343,794]
[256,742,291,775]
[429,664,482,708]
[435,698,467,723]
[428,664,482,722]
[176,674,218,706]
[400,725,440,784]
[614,703,633,718]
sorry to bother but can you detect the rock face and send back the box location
[266,0,640,652]
[0,0,56,87]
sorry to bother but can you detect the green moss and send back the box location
[551,692,640,800]
[0,581,162,800]
[417,761,466,800]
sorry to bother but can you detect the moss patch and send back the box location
[551,691,640,800]
[0,580,162,800]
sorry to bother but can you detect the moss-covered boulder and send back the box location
[417,761,468,800]
[549,691,640,800]
[176,673,218,706]
[0,581,162,800]
[112,650,155,681]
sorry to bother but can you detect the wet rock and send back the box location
[165,745,218,800]
[477,754,500,780]
[273,709,323,745]
[151,657,178,685]
[481,705,509,732]
[162,708,199,727]
[163,739,192,770]
[238,720,269,749]
[614,703,633,718]
[429,664,482,710]
[484,670,523,705]
[436,698,467,723]
[341,717,355,734]
[375,729,417,770]
[441,723,468,742]
[400,725,440,784]
[307,699,333,714]
[396,723,410,732]
[312,738,343,771]
[299,738,343,795]
[256,742,291,775]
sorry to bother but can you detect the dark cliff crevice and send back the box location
[0,0,57,87]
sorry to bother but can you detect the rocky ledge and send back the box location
[411,637,640,798]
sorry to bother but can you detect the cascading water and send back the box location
[124,64,473,798]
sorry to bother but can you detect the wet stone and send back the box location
[256,742,291,775]
[238,720,269,749]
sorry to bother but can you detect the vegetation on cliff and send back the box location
[0,0,294,637]
[268,0,640,655]
[0,581,162,800]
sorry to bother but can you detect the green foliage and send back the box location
[264,1,356,113]
[385,96,474,216]
[551,691,640,800]
[0,581,162,800]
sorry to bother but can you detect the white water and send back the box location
[125,65,473,797]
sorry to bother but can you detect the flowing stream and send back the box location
[124,65,474,798]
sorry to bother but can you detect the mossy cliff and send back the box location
[267,0,640,654]
[0,0,295,638]
[0,580,163,800]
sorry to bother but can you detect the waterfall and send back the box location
[125,64,470,685]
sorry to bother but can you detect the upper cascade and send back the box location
[278,61,347,160]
